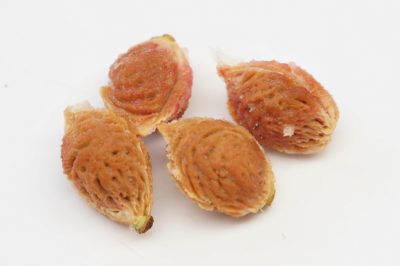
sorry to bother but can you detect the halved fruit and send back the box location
[218,60,339,154]
[158,118,275,217]
[101,34,193,136]
[61,102,153,233]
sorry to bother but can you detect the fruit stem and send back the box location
[152,34,175,42]
[133,215,154,234]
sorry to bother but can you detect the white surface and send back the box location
[0,0,399,265]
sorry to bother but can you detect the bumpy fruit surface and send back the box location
[101,34,193,136]
[218,61,339,154]
[61,102,153,233]
[158,118,275,217]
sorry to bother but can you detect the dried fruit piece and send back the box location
[101,34,193,136]
[218,60,339,154]
[158,118,275,217]
[61,102,153,233]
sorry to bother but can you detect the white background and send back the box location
[0,0,399,265]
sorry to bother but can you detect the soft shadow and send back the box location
[264,146,330,161]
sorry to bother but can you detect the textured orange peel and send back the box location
[61,102,153,234]
[101,34,193,136]
[218,60,339,154]
[158,118,275,217]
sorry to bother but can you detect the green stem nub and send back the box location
[152,34,175,42]
[133,215,154,234]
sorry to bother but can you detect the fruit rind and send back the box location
[218,60,339,154]
[101,34,193,136]
[158,118,275,217]
[61,102,153,233]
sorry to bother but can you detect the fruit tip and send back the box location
[64,101,93,132]
[152,34,176,43]
[133,215,154,234]
[209,46,241,67]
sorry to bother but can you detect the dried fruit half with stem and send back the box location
[218,60,339,154]
[101,34,193,136]
[158,118,275,217]
[61,102,153,233]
